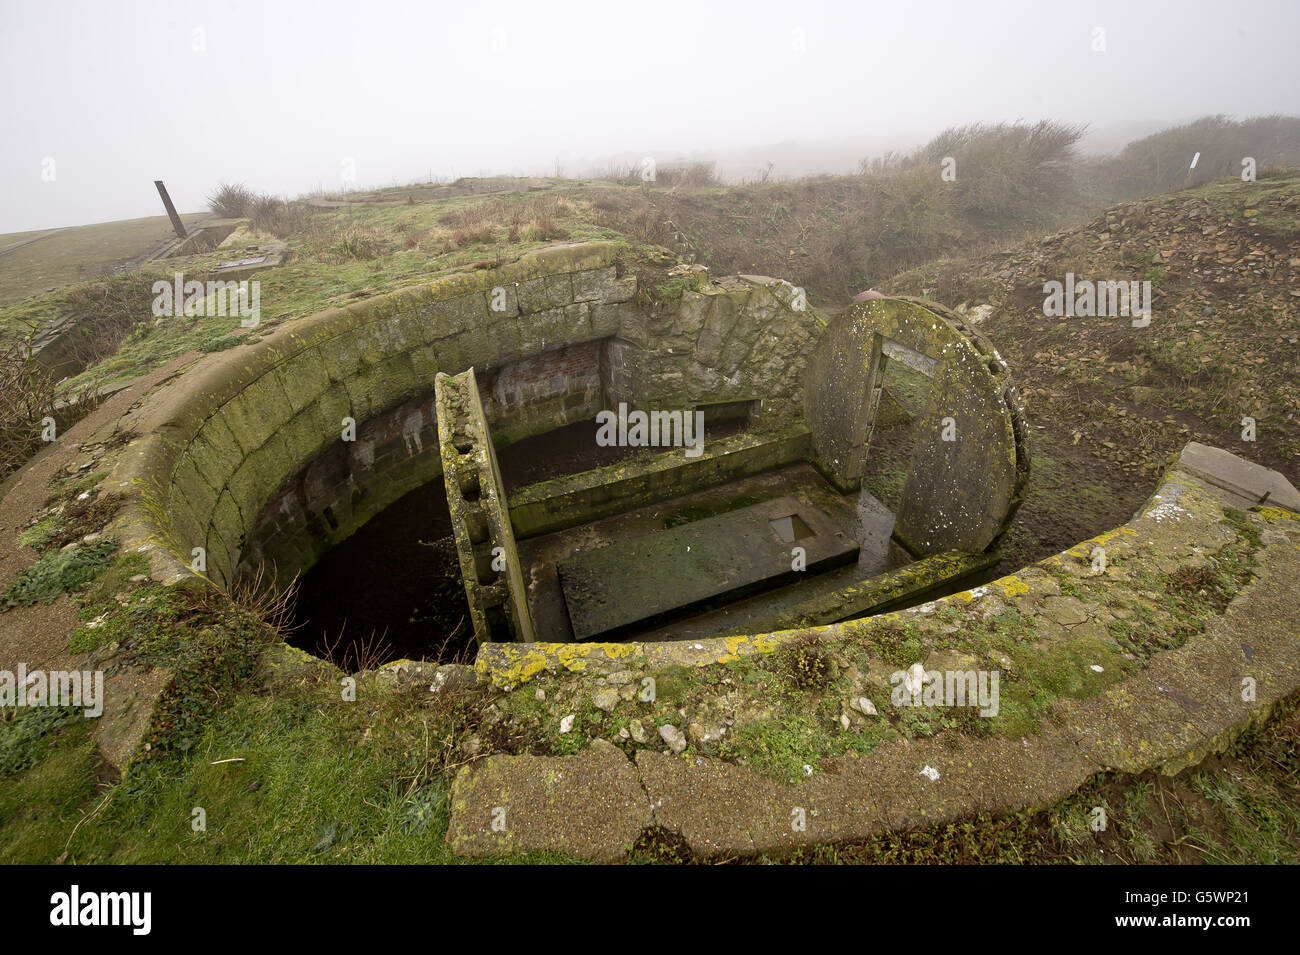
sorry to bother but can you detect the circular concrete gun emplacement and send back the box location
[82,241,1300,860]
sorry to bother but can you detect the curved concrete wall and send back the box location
[114,243,827,589]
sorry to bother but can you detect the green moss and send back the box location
[16,516,60,551]
[646,665,694,706]
[718,711,832,782]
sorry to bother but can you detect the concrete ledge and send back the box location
[507,426,812,538]
[1176,441,1300,512]
[732,548,1000,635]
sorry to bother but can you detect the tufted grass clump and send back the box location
[655,272,705,301]
[775,632,833,690]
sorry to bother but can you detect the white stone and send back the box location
[658,723,687,753]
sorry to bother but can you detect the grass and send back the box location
[0,681,569,863]
[10,666,1286,865]
[762,692,1300,865]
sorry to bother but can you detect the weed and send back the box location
[656,273,704,300]
[630,825,694,864]
[207,183,257,218]
[775,632,833,689]
[1,540,118,608]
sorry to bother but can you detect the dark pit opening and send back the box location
[285,415,749,668]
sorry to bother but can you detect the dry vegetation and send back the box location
[0,274,151,478]
[1095,114,1300,199]
[0,335,62,479]
[439,193,581,245]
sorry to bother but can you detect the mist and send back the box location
[2,0,1298,233]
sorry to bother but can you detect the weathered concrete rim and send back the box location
[451,448,1300,861]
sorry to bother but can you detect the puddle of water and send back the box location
[769,513,815,543]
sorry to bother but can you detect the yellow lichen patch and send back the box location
[477,639,648,689]
[992,575,1032,598]
[716,632,783,663]
[1255,506,1300,524]
[552,643,597,672]
[476,647,552,689]
[1056,525,1140,563]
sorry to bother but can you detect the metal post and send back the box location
[154,180,187,238]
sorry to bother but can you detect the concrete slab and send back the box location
[445,739,652,862]
[1176,441,1300,512]
[557,495,859,639]
[516,464,879,643]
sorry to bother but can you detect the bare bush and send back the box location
[61,274,156,367]
[207,182,257,218]
[222,564,302,639]
[0,334,61,479]
[656,162,719,188]
[321,625,393,674]
[1099,114,1300,199]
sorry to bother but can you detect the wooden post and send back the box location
[154,180,187,238]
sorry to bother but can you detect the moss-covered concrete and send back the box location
[115,243,838,592]
[804,297,1028,556]
[508,426,811,538]
[108,243,632,587]
[435,367,535,643]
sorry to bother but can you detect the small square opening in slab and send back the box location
[769,513,815,543]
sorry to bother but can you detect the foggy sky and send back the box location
[3,0,1298,233]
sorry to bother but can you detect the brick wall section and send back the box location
[478,340,603,444]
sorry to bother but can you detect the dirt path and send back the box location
[0,355,197,675]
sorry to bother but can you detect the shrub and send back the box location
[207,182,257,218]
[0,337,60,480]
[1100,115,1300,198]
